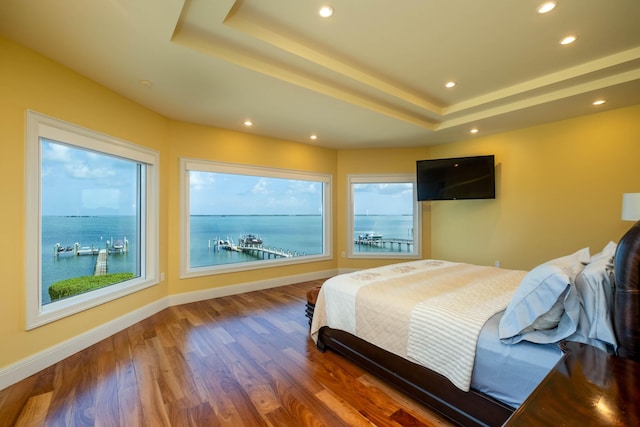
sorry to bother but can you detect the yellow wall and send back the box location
[0,36,169,368]
[427,105,640,269]
[2,34,640,378]
[0,36,337,370]
[333,105,640,271]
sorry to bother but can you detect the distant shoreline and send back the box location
[190,214,322,217]
[189,214,411,217]
[43,215,136,218]
[44,213,411,218]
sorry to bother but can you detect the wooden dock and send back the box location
[54,238,128,257]
[238,245,300,259]
[53,238,129,277]
[94,249,108,275]
[354,237,413,251]
[210,238,301,259]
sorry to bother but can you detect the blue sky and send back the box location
[41,140,138,216]
[41,139,414,216]
[191,173,414,216]
[353,183,414,215]
[189,171,324,215]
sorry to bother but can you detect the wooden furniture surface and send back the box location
[505,341,640,426]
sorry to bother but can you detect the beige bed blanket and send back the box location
[310,260,526,391]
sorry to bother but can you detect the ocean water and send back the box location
[189,215,324,267]
[41,214,414,303]
[41,216,138,305]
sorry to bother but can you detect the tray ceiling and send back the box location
[1,0,639,148]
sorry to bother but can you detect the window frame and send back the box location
[180,158,332,278]
[25,111,160,330]
[347,174,421,259]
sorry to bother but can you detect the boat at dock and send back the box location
[56,244,75,254]
[54,237,129,257]
[238,234,263,246]
[107,238,128,254]
[217,239,240,252]
[358,232,383,242]
[208,233,303,260]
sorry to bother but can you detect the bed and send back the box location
[310,221,640,427]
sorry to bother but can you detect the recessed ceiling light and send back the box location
[310,134,318,140]
[592,100,606,106]
[537,2,557,14]
[319,6,333,18]
[470,128,479,134]
[445,81,456,88]
[244,120,253,127]
[560,35,577,45]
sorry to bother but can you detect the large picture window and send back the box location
[348,174,421,259]
[26,111,159,329]
[181,159,331,277]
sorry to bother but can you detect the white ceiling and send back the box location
[1,0,639,149]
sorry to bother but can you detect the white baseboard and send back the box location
[168,269,336,306]
[336,267,359,275]
[0,268,338,391]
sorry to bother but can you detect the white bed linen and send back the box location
[311,259,527,391]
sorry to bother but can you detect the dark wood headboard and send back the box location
[613,220,640,361]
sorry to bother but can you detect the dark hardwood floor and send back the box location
[0,280,453,426]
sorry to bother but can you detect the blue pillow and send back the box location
[499,248,590,344]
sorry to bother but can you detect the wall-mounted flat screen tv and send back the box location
[417,155,495,201]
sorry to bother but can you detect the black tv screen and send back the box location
[417,155,495,201]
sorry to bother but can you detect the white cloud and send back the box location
[190,171,216,191]
[41,140,139,215]
[287,180,319,194]
[251,178,271,195]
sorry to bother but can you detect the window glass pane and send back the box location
[351,180,419,257]
[188,170,326,270]
[40,139,141,305]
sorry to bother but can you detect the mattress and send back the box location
[310,260,528,391]
[471,311,563,407]
[311,259,564,407]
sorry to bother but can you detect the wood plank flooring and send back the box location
[0,280,454,426]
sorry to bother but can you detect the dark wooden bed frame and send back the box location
[315,221,640,427]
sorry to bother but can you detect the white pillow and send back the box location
[573,241,617,348]
[499,247,590,343]
[590,240,617,261]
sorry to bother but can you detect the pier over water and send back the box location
[237,244,299,259]
[209,235,305,259]
[354,236,414,251]
[53,237,129,277]
[54,238,129,257]
[94,250,108,275]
